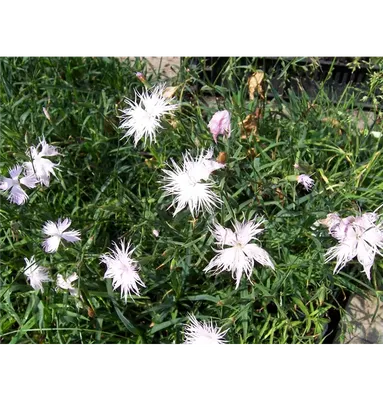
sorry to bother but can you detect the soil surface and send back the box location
[126,57,180,78]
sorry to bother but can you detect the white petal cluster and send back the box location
[119,84,178,146]
[162,148,224,217]
[100,240,145,302]
[24,256,51,292]
[0,165,38,205]
[297,174,314,191]
[56,273,79,296]
[204,217,274,289]
[42,218,81,253]
[324,211,383,280]
[184,315,227,352]
[24,137,60,187]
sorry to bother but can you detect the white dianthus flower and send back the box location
[184,315,228,352]
[56,273,79,296]
[0,165,38,205]
[24,137,61,187]
[24,256,50,292]
[162,148,224,217]
[119,84,178,146]
[42,217,81,253]
[204,217,274,289]
[100,240,145,301]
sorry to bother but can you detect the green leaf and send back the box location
[113,306,140,336]
[105,279,141,336]
[150,318,182,334]
[183,295,220,303]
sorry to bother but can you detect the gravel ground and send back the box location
[126,57,180,78]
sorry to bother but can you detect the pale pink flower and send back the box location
[152,229,160,238]
[325,211,383,280]
[297,174,314,191]
[208,110,231,143]
[204,217,274,289]
[42,218,81,253]
[0,165,38,205]
[184,314,228,344]
[135,72,146,84]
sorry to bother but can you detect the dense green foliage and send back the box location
[1,57,383,343]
